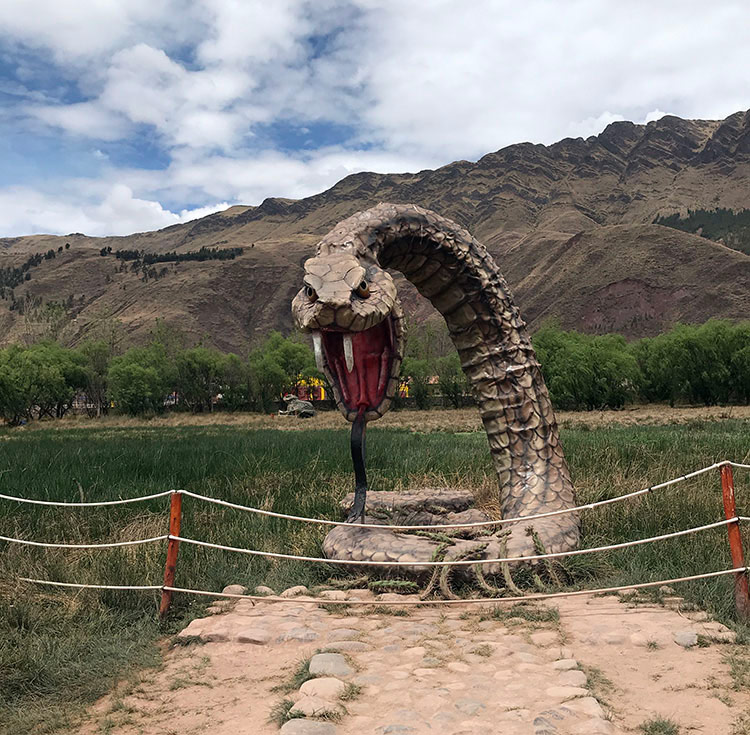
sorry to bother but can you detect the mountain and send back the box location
[3,109,750,352]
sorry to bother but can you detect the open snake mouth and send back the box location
[313,317,397,416]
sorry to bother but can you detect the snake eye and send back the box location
[305,286,318,302]
[355,280,370,298]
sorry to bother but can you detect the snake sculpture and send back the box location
[292,203,580,577]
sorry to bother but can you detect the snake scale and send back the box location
[292,203,580,573]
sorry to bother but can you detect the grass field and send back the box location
[2,410,750,732]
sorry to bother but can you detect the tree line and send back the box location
[1,318,750,424]
[536,320,750,409]
[100,245,244,264]
[0,243,71,293]
[655,207,750,255]
[404,318,750,411]
[0,330,318,425]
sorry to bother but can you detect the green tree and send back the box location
[534,326,641,410]
[732,343,750,404]
[261,332,317,392]
[14,343,86,419]
[246,332,318,412]
[220,353,252,411]
[534,325,590,409]
[0,343,87,423]
[174,347,228,413]
[78,340,113,417]
[247,351,288,412]
[401,357,432,409]
[0,346,26,425]
[108,343,173,415]
[435,353,469,408]
[634,321,743,406]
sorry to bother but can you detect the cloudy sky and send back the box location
[1,0,748,237]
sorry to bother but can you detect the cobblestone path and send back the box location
[81,586,750,735]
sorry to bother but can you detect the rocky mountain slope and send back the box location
[3,109,750,351]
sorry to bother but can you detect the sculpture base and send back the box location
[322,489,509,580]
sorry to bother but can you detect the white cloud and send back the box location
[2,0,750,236]
[0,0,193,62]
[168,147,437,203]
[642,109,672,125]
[0,184,229,237]
[568,112,626,140]
[31,43,262,149]
[34,101,131,141]
[0,144,435,237]
[350,0,750,158]
[196,0,313,66]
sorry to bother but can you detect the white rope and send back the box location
[0,534,168,549]
[0,490,174,507]
[164,567,747,605]
[180,460,726,531]
[1,459,744,525]
[19,567,746,605]
[169,517,734,567]
[18,578,162,590]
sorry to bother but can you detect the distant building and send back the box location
[293,377,409,401]
[295,377,327,401]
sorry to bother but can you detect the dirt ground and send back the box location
[79,586,750,735]
[19,404,750,435]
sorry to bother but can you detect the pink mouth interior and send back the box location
[322,320,392,412]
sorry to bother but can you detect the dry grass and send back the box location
[15,404,750,435]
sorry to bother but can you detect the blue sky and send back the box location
[0,0,748,237]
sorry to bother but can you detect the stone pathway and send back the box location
[81,585,750,735]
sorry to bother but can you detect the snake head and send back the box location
[292,250,404,422]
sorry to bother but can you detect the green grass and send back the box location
[581,664,614,707]
[339,682,362,701]
[481,602,560,624]
[725,649,750,691]
[2,418,750,732]
[268,698,296,727]
[272,656,315,694]
[639,717,680,735]
[470,644,493,657]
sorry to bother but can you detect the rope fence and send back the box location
[173,461,735,530]
[18,567,746,606]
[3,459,750,618]
[0,534,168,549]
[168,517,737,567]
[0,489,174,507]
[4,459,749,526]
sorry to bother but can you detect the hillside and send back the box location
[3,109,750,351]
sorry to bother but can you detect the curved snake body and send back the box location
[292,203,580,568]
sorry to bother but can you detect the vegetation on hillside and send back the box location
[0,243,70,298]
[100,245,244,263]
[654,207,750,254]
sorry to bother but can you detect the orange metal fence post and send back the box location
[159,491,182,618]
[720,464,750,622]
